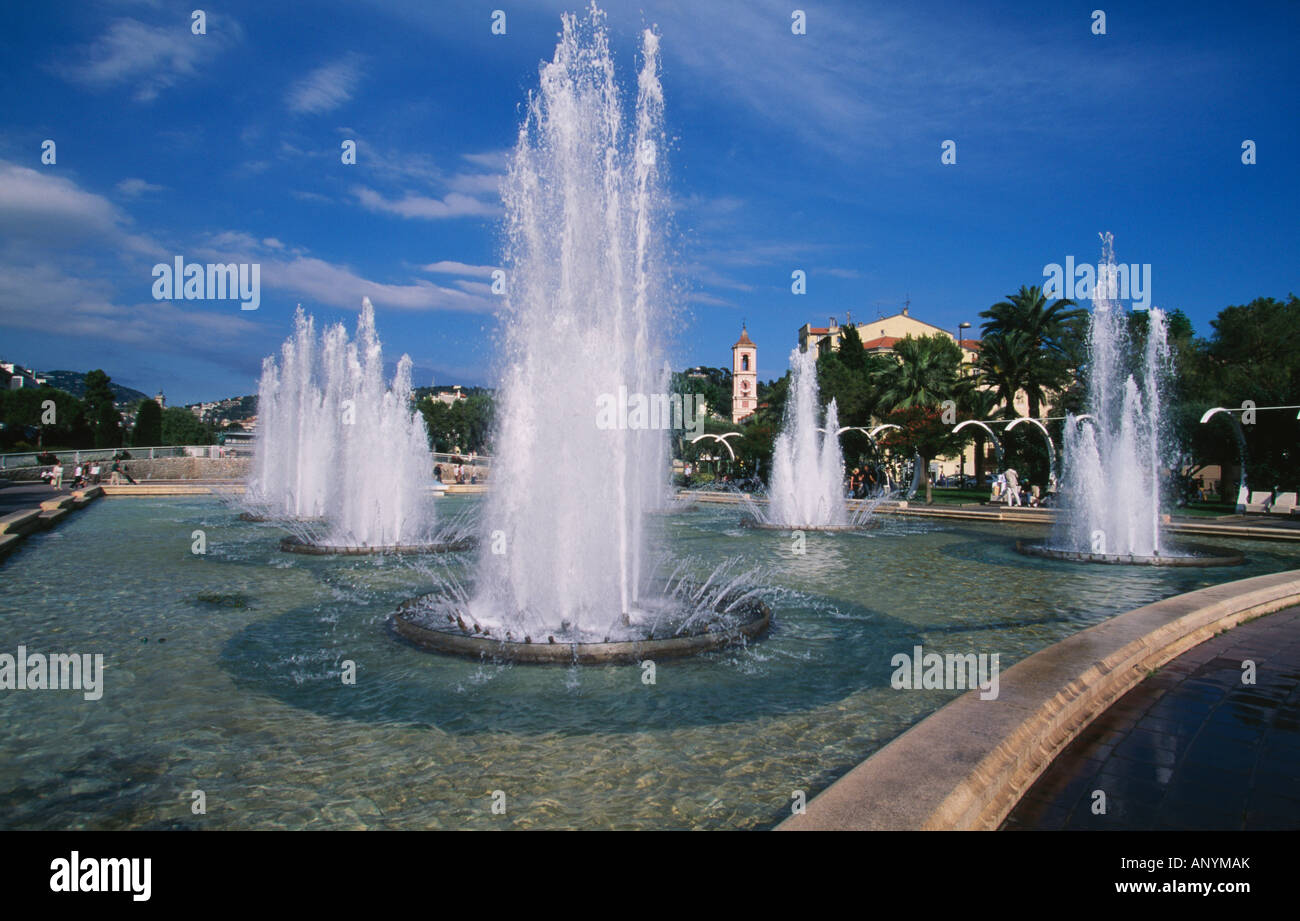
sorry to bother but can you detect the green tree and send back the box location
[878,405,964,504]
[160,406,212,445]
[874,334,962,411]
[82,369,123,448]
[133,399,163,446]
[953,382,1002,486]
[873,335,963,502]
[979,285,1085,418]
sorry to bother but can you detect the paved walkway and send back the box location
[1004,606,1300,830]
[0,481,72,516]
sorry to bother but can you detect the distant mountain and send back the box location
[41,370,151,406]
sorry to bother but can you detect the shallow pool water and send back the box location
[0,496,1294,829]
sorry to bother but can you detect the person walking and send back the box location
[1005,467,1022,507]
[51,462,63,489]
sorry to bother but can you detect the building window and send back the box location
[742,355,749,371]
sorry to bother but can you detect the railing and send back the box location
[1,445,492,470]
[0,445,226,470]
[431,451,491,468]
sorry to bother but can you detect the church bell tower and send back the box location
[731,325,756,423]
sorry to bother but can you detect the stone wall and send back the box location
[0,457,250,482]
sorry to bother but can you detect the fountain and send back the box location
[740,346,880,530]
[1017,234,1241,566]
[246,300,464,554]
[391,6,769,661]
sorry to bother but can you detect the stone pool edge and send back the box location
[777,568,1300,831]
[0,486,104,562]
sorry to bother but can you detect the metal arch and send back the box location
[1199,407,1249,510]
[689,432,742,462]
[1004,416,1057,480]
[951,419,1004,469]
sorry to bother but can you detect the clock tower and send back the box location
[731,325,757,423]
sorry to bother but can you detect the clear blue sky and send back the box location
[1,0,1296,404]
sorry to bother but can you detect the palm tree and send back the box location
[874,335,962,504]
[979,285,1085,418]
[874,335,962,410]
[975,330,1030,419]
[954,382,1002,488]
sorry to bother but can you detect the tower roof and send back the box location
[732,325,755,348]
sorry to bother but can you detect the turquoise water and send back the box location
[0,495,1295,829]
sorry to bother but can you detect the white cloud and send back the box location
[421,261,498,278]
[115,177,165,198]
[52,16,240,102]
[0,163,123,236]
[352,186,500,220]
[190,234,498,314]
[287,54,364,114]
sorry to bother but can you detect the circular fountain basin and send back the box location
[1015,540,1245,567]
[390,593,771,664]
[738,513,878,532]
[279,535,477,556]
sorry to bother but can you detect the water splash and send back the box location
[246,299,436,547]
[760,347,850,527]
[467,7,669,636]
[1055,233,1172,557]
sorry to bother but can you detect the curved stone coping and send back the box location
[1015,539,1245,567]
[777,568,1300,831]
[279,535,476,556]
[390,595,771,664]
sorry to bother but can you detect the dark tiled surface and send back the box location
[1004,607,1300,830]
[0,482,72,515]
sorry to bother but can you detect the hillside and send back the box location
[41,370,151,406]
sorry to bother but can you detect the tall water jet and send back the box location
[247,299,439,550]
[1018,234,1241,565]
[762,347,850,528]
[1056,233,1168,558]
[392,6,770,659]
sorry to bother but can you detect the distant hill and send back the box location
[41,370,151,406]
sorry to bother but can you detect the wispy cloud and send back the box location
[193,233,498,313]
[52,16,240,102]
[115,178,165,198]
[421,261,498,277]
[352,186,500,220]
[286,53,364,114]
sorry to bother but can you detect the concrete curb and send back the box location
[777,569,1300,831]
[0,487,103,562]
[682,491,1300,542]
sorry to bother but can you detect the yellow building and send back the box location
[798,307,980,366]
[798,306,1045,479]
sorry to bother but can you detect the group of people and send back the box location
[991,467,1054,508]
[847,467,884,499]
[41,458,136,490]
[433,463,478,485]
